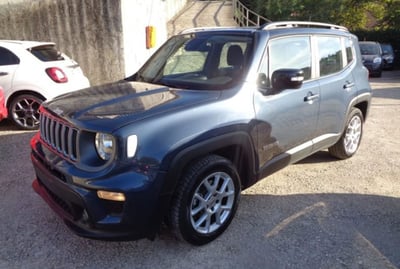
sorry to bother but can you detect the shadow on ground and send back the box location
[372,87,400,100]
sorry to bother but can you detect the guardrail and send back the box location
[232,0,271,27]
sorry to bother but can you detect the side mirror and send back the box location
[271,69,304,91]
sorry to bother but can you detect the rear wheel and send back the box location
[170,155,241,245]
[329,107,363,159]
[9,94,43,130]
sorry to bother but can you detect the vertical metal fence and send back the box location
[232,0,271,27]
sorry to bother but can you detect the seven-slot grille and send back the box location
[40,110,79,161]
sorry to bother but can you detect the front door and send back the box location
[253,35,320,173]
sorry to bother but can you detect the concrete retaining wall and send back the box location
[0,0,188,86]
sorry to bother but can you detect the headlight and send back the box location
[385,56,394,62]
[95,133,115,160]
[373,57,382,64]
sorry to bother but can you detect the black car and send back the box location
[380,43,395,70]
[359,41,383,77]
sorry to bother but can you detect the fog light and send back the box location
[97,190,126,202]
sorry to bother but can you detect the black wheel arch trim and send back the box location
[348,92,372,121]
[160,131,257,197]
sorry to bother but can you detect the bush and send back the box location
[355,30,400,69]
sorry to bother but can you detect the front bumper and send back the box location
[0,91,7,121]
[31,134,168,241]
[363,63,382,75]
[383,58,394,69]
[0,108,7,121]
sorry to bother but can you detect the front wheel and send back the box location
[9,94,43,130]
[170,155,241,245]
[329,107,364,159]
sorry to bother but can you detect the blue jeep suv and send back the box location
[31,21,372,245]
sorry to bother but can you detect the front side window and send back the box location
[268,36,312,80]
[317,36,343,76]
[0,47,20,66]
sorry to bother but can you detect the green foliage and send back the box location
[242,0,400,31]
[354,29,400,45]
[354,28,400,69]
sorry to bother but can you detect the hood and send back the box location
[43,81,221,131]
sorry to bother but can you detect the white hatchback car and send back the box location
[0,40,90,129]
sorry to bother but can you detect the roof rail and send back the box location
[261,21,348,31]
[179,26,239,34]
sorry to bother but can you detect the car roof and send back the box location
[359,41,380,45]
[179,21,350,38]
[179,26,258,35]
[0,40,55,49]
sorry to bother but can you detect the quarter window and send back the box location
[317,36,343,76]
[344,37,354,65]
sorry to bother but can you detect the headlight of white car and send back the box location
[95,133,115,160]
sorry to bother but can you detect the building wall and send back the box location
[0,0,188,86]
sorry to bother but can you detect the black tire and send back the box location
[170,155,241,245]
[9,94,43,130]
[329,107,364,159]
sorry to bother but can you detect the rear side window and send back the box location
[29,45,64,62]
[317,36,343,76]
[0,47,20,65]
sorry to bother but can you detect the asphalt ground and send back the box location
[0,71,399,269]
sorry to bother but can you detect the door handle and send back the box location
[304,92,319,102]
[0,71,8,76]
[343,81,355,90]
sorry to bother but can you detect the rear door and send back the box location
[0,46,20,100]
[312,35,358,150]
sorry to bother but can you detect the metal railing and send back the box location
[232,0,271,27]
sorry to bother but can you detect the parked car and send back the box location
[380,43,395,70]
[359,41,383,77]
[31,21,372,245]
[0,40,90,130]
[0,87,7,121]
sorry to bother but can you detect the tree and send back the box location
[243,0,400,31]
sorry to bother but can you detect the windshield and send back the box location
[130,32,253,90]
[381,44,393,54]
[359,43,381,55]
